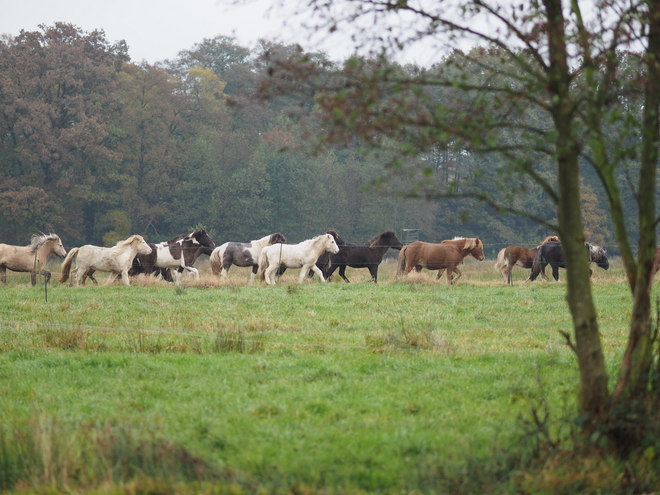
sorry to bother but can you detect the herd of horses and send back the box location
[0,229,630,288]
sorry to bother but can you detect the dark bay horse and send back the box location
[494,236,560,284]
[397,237,485,284]
[209,232,286,282]
[322,230,403,283]
[530,241,609,281]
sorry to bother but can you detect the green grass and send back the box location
[0,259,647,493]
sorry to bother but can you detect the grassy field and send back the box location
[0,257,642,493]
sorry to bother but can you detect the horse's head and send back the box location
[324,233,340,254]
[134,235,153,255]
[325,230,346,246]
[469,238,485,261]
[372,230,403,250]
[270,232,287,245]
[45,234,67,257]
[588,243,609,270]
[191,229,215,249]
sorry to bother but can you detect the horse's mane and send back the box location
[29,233,59,252]
[115,234,143,248]
[587,243,607,261]
[368,230,395,248]
[541,235,560,244]
[458,237,481,250]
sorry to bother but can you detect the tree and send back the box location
[261,0,660,448]
[0,23,126,242]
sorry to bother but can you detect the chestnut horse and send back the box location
[0,233,67,285]
[396,237,485,284]
[494,236,560,284]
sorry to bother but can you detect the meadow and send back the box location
[0,258,639,494]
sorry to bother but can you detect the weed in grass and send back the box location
[39,325,86,350]
[214,329,265,353]
[0,415,222,492]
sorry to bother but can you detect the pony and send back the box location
[529,241,609,281]
[133,229,216,284]
[322,230,403,283]
[494,235,560,284]
[209,232,286,282]
[0,233,67,285]
[396,237,485,284]
[258,233,340,285]
[59,235,152,286]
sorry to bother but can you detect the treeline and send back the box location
[0,24,628,252]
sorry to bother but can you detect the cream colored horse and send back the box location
[0,234,67,285]
[258,233,339,285]
[59,235,152,286]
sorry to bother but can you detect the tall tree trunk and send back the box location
[614,0,660,400]
[544,0,609,417]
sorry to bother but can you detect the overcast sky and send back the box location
[0,0,355,63]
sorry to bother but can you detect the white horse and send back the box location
[258,234,340,285]
[209,232,286,282]
[59,235,152,286]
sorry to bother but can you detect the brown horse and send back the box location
[494,236,560,284]
[0,233,67,285]
[396,237,485,284]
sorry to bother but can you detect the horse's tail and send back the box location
[257,247,269,281]
[396,246,408,277]
[209,247,222,276]
[494,248,508,273]
[530,246,544,281]
[59,247,79,283]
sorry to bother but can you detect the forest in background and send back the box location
[0,23,635,254]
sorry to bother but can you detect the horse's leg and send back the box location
[0,265,6,285]
[324,263,338,282]
[338,265,350,283]
[451,266,462,285]
[368,265,378,283]
[185,266,200,279]
[41,270,51,284]
[436,269,445,280]
[30,271,37,286]
[120,270,131,286]
[552,264,559,281]
[264,264,277,285]
[310,264,326,283]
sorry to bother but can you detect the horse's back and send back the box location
[0,244,30,270]
[403,241,460,269]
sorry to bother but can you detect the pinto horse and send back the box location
[59,235,152,286]
[0,233,67,285]
[494,236,560,284]
[322,230,403,283]
[397,237,485,284]
[209,232,286,282]
[529,241,609,281]
[258,233,339,285]
[134,229,215,284]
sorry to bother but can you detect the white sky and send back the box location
[0,0,358,63]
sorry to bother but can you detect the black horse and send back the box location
[530,241,609,281]
[322,230,404,283]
